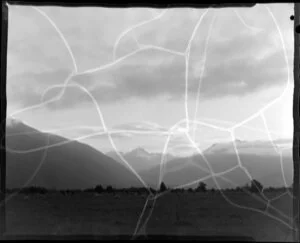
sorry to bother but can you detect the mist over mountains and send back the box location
[5,119,293,190]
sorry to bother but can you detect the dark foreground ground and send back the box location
[1,190,295,241]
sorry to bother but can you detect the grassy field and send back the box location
[2,190,294,241]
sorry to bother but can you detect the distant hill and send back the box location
[106,147,176,172]
[139,139,293,190]
[5,119,293,190]
[5,119,143,190]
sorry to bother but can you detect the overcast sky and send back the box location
[7,3,294,155]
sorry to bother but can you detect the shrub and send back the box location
[21,186,48,194]
[106,185,114,193]
[95,185,104,193]
[187,188,194,193]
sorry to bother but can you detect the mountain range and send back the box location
[4,119,293,190]
[139,139,293,189]
[106,147,176,172]
[5,119,142,190]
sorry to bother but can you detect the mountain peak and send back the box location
[130,146,150,156]
[203,139,245,154]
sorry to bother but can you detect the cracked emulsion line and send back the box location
[260,113,293,199]
[269,191,290,204]
[7,72,74,122]
[5,5,294,237]
[4,117,262,192]
[30,7,178,194]
[198,116,290,137]
[190,129,268,196]
[158,129,174,189]
[156,116,232,191]
[132,30,141,49]
[132,195,150,236]
[29,8,223,211]
[192,12,217,142]
[191,7,266,140]
[16,7,292,235]
[33,7,78,73]
[6,92,234,195]
[156,118,230,189]
[2,126,52,207]
[154,165,294,230]
[4,129,179,155]
[7,5,276,188]
[167,128,291,230]
[229,5,290,131]
[184,8,210,132]
[7,7,159,195]
[6,116,294,234]
[233,9,264,33]
[47,85,150,190]
[133,198,157,237]
[228,131,269,203]
[5,125,105,137]
[77,45,185,76]
[158,168,293,226]
[150,116,293,233]
[110,10,181,153]
[176,163,293,228]
[102,11,192,196]
[132,193,157,237]
[112,9,168,61]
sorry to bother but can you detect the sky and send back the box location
[6,3,294,156]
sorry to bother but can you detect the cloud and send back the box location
[8,5,293,111]
[52,125,132,142]
[112,121,168,133]
[7,69,71,108]
[84,132,132,140]
[186,31,288,99]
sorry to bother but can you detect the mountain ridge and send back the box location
[5,118,293,190]
[5,119,143,190]
[106,147,176,172]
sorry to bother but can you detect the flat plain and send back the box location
[3,190,294,241]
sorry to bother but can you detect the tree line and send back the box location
[6,179,292,195]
